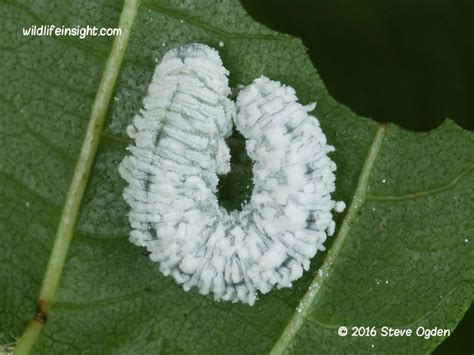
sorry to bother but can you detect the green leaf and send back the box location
[1,0,472,354]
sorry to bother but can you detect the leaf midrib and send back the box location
[13,1,140,353]
[270,124,388,355]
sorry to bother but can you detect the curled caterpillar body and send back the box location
[119,44,345,305]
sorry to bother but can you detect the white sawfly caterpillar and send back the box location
[119,43,345,305]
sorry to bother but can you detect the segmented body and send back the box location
[119,44,344,305]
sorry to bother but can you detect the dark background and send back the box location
[240,0,473,353]
[241,0,473,132]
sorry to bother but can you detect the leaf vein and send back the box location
[13,0,140,353]
[269,124,388,354]
[367,165,474,201]
[300,281,471,331]
[143,1,292,41]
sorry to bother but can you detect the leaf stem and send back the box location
[270,124,388,355]
[13,0,140,353]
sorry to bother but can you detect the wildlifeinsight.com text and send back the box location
[22,25,121,39]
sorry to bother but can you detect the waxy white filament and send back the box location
[119,44,345,305]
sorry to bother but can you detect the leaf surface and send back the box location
[0,0,472,353]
